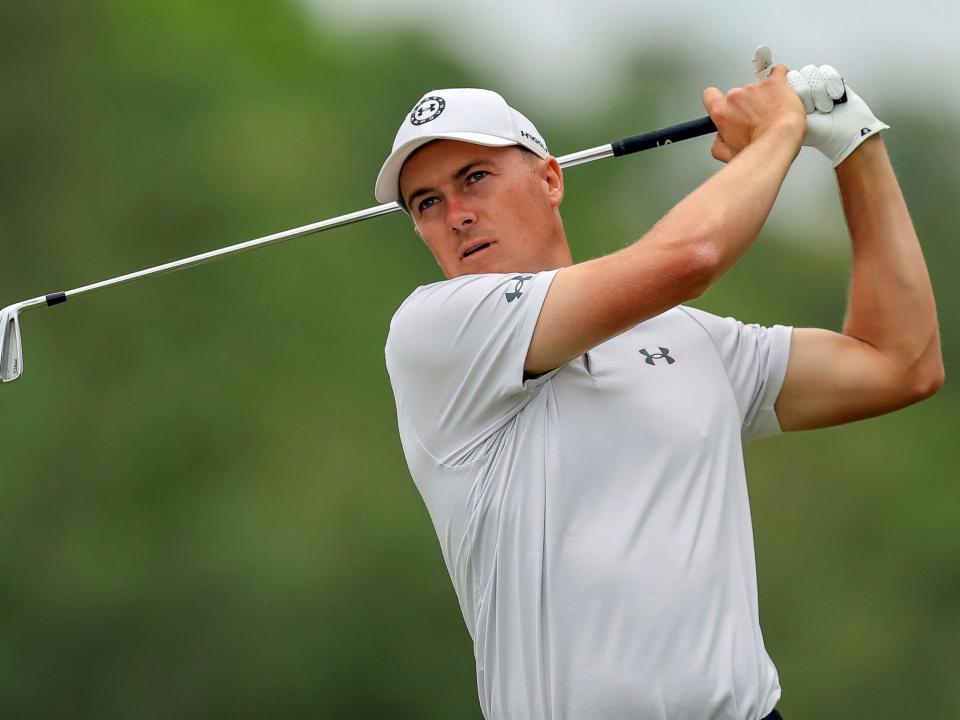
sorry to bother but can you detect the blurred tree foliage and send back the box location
[0,1,956,718]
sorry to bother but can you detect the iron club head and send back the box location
[1,304,25,383]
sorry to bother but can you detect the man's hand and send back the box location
[702,65,807,164]
[787,64,891,167]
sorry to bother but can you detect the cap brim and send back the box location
[375,132,517,205]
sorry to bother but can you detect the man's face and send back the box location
[399,140,568,279]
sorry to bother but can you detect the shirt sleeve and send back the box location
[385,270,561,465]
[679,305,794,444]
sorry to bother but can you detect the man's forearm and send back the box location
[836,135,944,390]
[640,122,803,291]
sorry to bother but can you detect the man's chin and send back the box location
[447,243,501,277]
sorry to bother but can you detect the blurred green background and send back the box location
[1,2,957,718]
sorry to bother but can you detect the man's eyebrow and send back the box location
[406,159,489,212]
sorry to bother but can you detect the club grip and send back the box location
[611,116,717,157]
[610,89,847,159]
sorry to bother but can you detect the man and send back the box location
[377,59,943,720]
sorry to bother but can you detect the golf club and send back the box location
[1,114,725,385]
[2,42,847,387]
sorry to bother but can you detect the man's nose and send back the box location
[446,194,477,231]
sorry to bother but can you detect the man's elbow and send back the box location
[911,365,945,402]
[685,242,722,299]
[899,350,946,404]
[896,331,946,404]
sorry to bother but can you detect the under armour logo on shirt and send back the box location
[639,347,675,365]
[506,275,533,303]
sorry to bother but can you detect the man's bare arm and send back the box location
[525,67,806,376]
[775,135,944,430]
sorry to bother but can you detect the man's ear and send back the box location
[542,156,564,209]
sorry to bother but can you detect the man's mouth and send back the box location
[462,241,494,260]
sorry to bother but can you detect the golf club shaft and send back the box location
[15,115,718,316]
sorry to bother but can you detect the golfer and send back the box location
[378,61,943,720]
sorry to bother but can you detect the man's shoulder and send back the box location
[675,304,791,336]
[387,274,506,356]
[612,306,750,357]
[675,304,724,323]
[620,304,715,333]
[385,270,559,377]
[673,304,747,337]
[390,272,547,328]
[392,274,472,314]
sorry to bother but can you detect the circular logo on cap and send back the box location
[410,96,446,126]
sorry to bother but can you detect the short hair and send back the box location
[515,145,542,167]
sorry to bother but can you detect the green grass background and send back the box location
[1,2,956,717]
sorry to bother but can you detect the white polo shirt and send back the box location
[384,269,793,720]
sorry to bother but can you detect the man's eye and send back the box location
[419,197,439,212]
[467,171,488,183]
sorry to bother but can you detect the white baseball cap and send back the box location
[374,88,550,206]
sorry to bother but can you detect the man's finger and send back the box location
[787,69,815,113]
[799,64,833,112]
[819,65,846,100]
[702,86,724,113]
[711,134,734,164]
[767,64,789,81]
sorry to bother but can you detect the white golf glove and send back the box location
[752,46,890,167]
[787,64,890,167]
